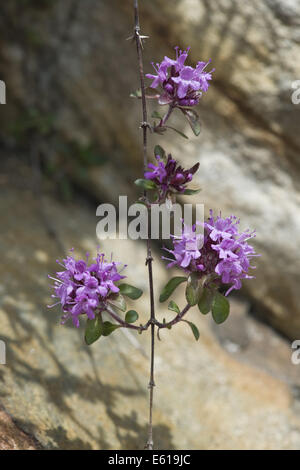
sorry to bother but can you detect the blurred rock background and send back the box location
[0,0,300,450]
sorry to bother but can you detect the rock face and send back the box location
[1,172,300,450]
[1,3,300,333]
[0,407,38,450]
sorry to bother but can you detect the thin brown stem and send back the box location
[134,0,148,172]
[106,305,149,331]
[161,104,174,126]
[133,0,156,451]
[155,304,191,329]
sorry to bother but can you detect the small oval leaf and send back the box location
[102,321,121,337]
[119,283,143,300]
[168,300,180,314]
[198,287,215,315]
[134,178,158,191]
[154,144,166,160]
[183,320,200,341]
[85,316,102,345]
[211,292,230,324]
[185,273,202,306]
[183,188,201,196]
[125,310,139,324]
[159,276,187,303]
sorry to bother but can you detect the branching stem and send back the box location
[154,304,191,329]
[133,0,156,451]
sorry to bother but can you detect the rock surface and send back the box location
[1,0,300,336]
[1,169,300,449]
[0,407,38,450]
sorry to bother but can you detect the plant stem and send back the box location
[161,104,174,126]
[106,305,149,331]
[155,304,191,329]
[133,0,156,450]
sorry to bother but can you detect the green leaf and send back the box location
[151,111,163,120]
[130,89,142,98]
[102,321,121,337]
[85,316,102,345]
[159,276,187,303]
[168,300,180,314]
[125,310,139,324]
[185,273,202,306]
[134,178,158,191]
[198,287,215,315]
[211,292,230,324]
[183,320,200,341]
[107,293,126,312]
[166,126,189,139]
[119,283,143,300]
[183,188,202,196]
[180,108,202,136]
[154,145,166,161]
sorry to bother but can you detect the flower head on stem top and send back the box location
[144,154,199,201]
[162,210,259,296]
[146,46,214,107]
[48,250,126,327]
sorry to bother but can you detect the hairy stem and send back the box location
[133,0,156,451]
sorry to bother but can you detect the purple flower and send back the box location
[146,47,214,107]
[48,250,126,327]
[162,210,259,295]
[144,154,199,199]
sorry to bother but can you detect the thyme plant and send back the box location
[48,0,258,450]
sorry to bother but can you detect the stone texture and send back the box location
[0,407,38,450]
[1,171,300,449]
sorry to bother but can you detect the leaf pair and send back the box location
[85,284,143,346]
[159,276,230,325]
[85,309,140,346]
[108,285,142,324]
[107,283,143,312]
[119,283,143,300]
[85,316,121,345]
[198,288,230,324]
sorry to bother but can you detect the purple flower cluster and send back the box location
[163,210,258,295]
[144,154,199,199]
[146,47,214,107]
[48,250,126,327]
